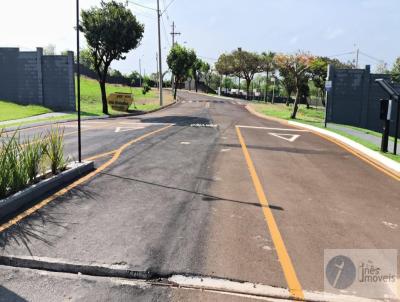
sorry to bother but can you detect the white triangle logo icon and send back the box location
[268,133,300,142]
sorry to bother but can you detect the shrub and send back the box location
[142,83,151,95]
[22,135,45,183]
[44,127,67,175]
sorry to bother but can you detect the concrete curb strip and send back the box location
[245,105,400,178]
[0,256,378,302]
[0,161,94,221]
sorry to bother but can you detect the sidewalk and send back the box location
[0,112,70,126]
[328,124,395,153]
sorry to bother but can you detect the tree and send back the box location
[260,51,275,101]
[215,53,235,92]
[44,44,56,55]
[231,49,263,99]
[391,57,400,83]
[167,44,197,99]
[80,1,144,114]
[275,52,314,118]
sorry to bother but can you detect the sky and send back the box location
[0,0,399,75]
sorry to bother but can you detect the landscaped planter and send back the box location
[0,161,94,221]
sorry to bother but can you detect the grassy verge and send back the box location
[250,102,400,163]
[0,100,52,122]
[0,76,173,127]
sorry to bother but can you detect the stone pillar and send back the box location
[360,65,371,128]
[67,51,76,111]
[36,47,44,105]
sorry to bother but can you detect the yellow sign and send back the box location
[108,92,133,112]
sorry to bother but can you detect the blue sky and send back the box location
[0,0,399,74]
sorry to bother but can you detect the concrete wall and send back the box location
[0,47,75,111]
[327,65,399,136]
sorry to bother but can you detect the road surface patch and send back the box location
[0,124,173,234]
[235,126,304,300]
[236,125,308,132]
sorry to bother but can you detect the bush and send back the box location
[44,127,67,175]
[142,83,151,95]
[0,127,67,199]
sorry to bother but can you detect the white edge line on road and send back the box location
[288,121,400,174]
[236,125,309,132]
[169,275,381,302]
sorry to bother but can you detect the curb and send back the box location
[1,100,179,133]
[245,105,400,180]
[0,161,94,221]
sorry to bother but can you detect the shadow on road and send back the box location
[140,115,211,126]
[100,172,284,211]
[0,185,98,253]
[0,286,28,302]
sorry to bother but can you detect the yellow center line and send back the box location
[235,126,304,300]
[0,124,173,234]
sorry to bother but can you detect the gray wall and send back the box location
[0,47,75,111]
[327,65,399,136]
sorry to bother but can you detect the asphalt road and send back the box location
[0,91,399,301]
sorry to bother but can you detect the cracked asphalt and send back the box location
[0,91,399,301]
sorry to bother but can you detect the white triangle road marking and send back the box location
[268,133,300,142]
[115,126,145,133]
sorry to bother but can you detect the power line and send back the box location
[327,51,355,58]
[161,15,171,47]
[359,51,384,63]
[127,0,156,11]
[161,0,177,15]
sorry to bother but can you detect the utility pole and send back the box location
[355,47,359,68]
[157,0,163,106]
[139,58,142,87]
[156,52,159,89]
[76,0,82,163]
[170,21,181,46]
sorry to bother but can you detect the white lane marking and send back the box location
[269,133,300,142]
[221,148,231,152]
[188,100,193,103]
[382,221,398,229]
[180,141,191,145]
[237,125,309,132]
[205,102,210,108]
[115,126,145,133]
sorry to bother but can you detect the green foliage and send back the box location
[142,83,151,95]
[391,57,400,83]
[167,44,197,98]
[44,127,66,175]
[81,1,145,114]
[0,129,67,199]
[0,100,52,122]
[23,135,45,183]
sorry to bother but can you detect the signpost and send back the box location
[108,93,134,112]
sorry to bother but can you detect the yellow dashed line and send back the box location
[236,126,304,300]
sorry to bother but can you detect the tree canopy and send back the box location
[81,1,144,114]
[167,44,197,99]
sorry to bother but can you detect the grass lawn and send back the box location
[0,76,172,125]
[250,102,400,163]
[251,102,325,124]
[0,100,52,122]
[79,76,163,116]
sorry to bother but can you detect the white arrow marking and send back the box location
[115,126,145,133]
[268,133,300,142]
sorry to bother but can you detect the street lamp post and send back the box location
[76,0,82,163]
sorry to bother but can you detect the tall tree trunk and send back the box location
[174,77,178,100]
[291,88,300,119]
[246,79,251,100]
[99,80,108,115]
[195,74,198,93]
[265,71,269,102]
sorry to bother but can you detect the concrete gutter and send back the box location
[0,161,94,221]
[245,105,400,179]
